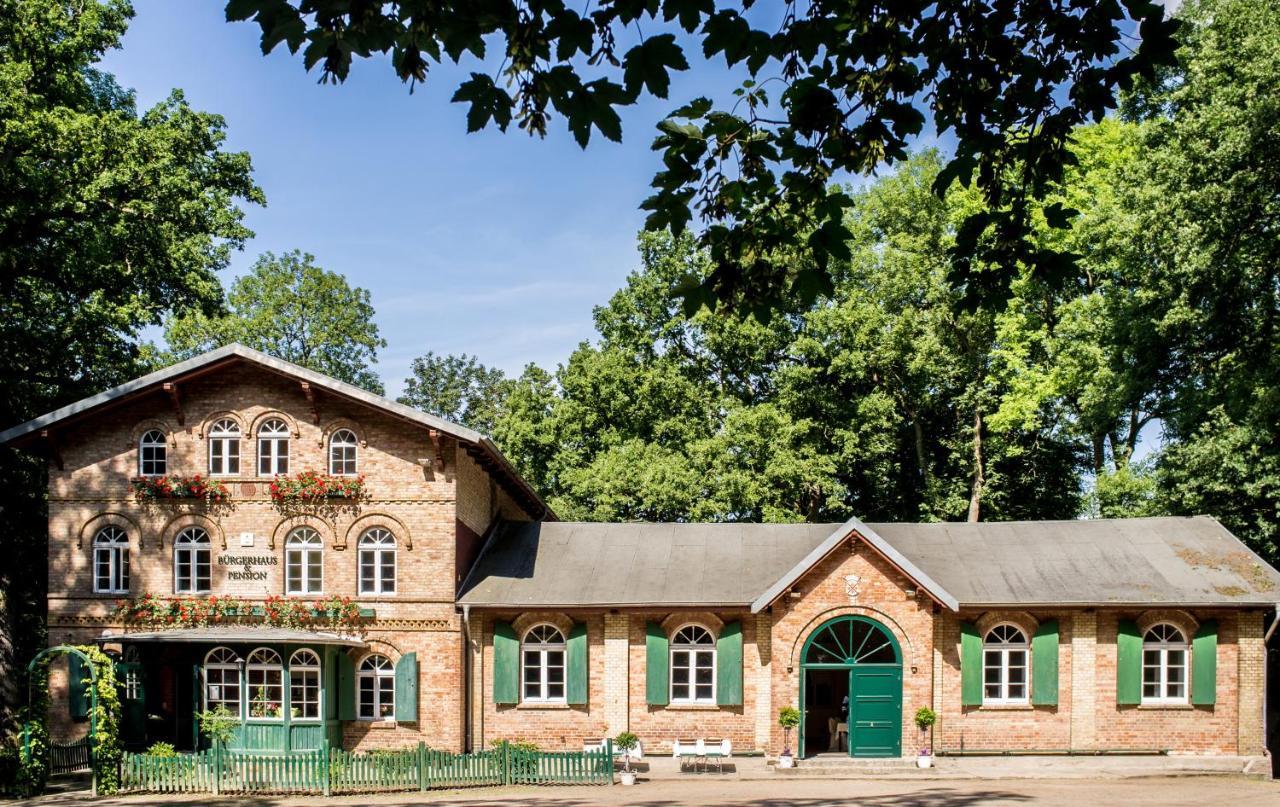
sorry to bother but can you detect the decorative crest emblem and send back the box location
[844,574,862,604]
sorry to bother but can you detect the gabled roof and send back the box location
[459,516,1280,611]
[750,516,960,612]
[0,343,551,519]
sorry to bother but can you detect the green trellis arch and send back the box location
[24,646,100,794]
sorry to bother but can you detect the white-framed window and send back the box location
[247,648,284,720]
[204,646,242,716]
[357,654,395,720]
[174,527,212,594]
[1142,623,1189,704]
[289,649,321,721]
[93,526,130,594]
[358,528,396,595]
[257,418,290,476]
[208,418,241,476]
[670,624,716,704]
[138,429,167,476]
[285,528,324,595]
[983,624,1029,704]
[521,624,566,703]
[329,428,358,476]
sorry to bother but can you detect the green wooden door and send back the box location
[798,615,903,759]
[848,666,902,757]
[116,662,146,748]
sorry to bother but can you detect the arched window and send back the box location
[93,526,129,594]
[174,527,211,594]
[1143,624,1189,704]
[521,625,566,703]
[358,654,395,720]
[329,428,358,476]
[358,528,396,595]
[289,649,321,720]
[208,418,241,476]
[138,429,167,476]
[983,624,1029,704]
[285,528,323,595]
[257,418,290,476]
[670,625,715,704]
[204,647,242,716]
[247,648,284,720]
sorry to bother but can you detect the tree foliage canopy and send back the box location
[163,250,387,393]
[0,0,262,733]
[225,0,1180,317]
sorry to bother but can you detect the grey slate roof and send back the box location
[97,626,365,647]
[458,516,1280,611]
[0,342,550,517]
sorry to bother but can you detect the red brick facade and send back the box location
[32,356,1267,760]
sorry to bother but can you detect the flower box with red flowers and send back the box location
[268,470,365,502]
[131,474,229,504]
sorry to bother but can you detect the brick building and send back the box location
[2,344,1276,761]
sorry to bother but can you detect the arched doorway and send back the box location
[799,615,902,758]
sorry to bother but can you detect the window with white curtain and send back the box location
[208,418,241,475]
[257,418,290,475]
[93,526,129,594]
[358,528,396,595]
[285,528,323,595]
[174,527,212,593]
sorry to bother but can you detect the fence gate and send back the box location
[50,736,92,774]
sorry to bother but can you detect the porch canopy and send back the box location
[97,626,365,647]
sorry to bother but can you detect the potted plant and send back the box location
[614,732,639,785]
[914,707,937,768]
[777,706,801,768]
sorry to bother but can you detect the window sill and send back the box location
[664,703,721,711]
[1137,703,1194,710]
[517,702,570,710]
[978,703,1034,711]
[356,719,397,728]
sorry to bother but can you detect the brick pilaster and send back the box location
[754,612,773,751]
[1070,611,1097,750]
[1237,610,1265,755]
[604,613,630,737]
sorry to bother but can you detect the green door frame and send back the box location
[797,616,903,758]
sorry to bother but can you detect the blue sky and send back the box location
[100,2,767,397]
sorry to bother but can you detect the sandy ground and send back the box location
[25,775,1280,807]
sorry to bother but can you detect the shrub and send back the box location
[146,742,177,758]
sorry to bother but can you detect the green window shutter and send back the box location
[716,621,743,706]
[960,622,982,707]
[566,623,588,705]
[1031,619,1059,706]
[645,621,669,706]
[68,653,89,719]
[1191,620,1218,706]
[1116,619,1142,705]
[493,621,519,705]
[337,651,356,721]
[394,652,418,721]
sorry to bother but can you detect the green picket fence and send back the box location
[120,740,613,795]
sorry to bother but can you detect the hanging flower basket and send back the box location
[131,474,229,504]
[269,470,365,502]
[114,594,245,629]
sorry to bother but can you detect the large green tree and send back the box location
[399,353,512,435]
[225,0,1180,316]
[163,250,387,394]
[0,0,262,731]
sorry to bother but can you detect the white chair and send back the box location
[673,738,701,772]
[703,738,732,772]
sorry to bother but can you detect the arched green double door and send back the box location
[799,615,902,757]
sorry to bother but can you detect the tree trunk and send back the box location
[1091,432,1106,476]
[967,409,984,523]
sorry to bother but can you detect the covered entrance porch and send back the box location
[798,615,903,758]
[100,626,365,753]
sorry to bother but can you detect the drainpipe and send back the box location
[462,604,472,753]
[1263,603,1279,763]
